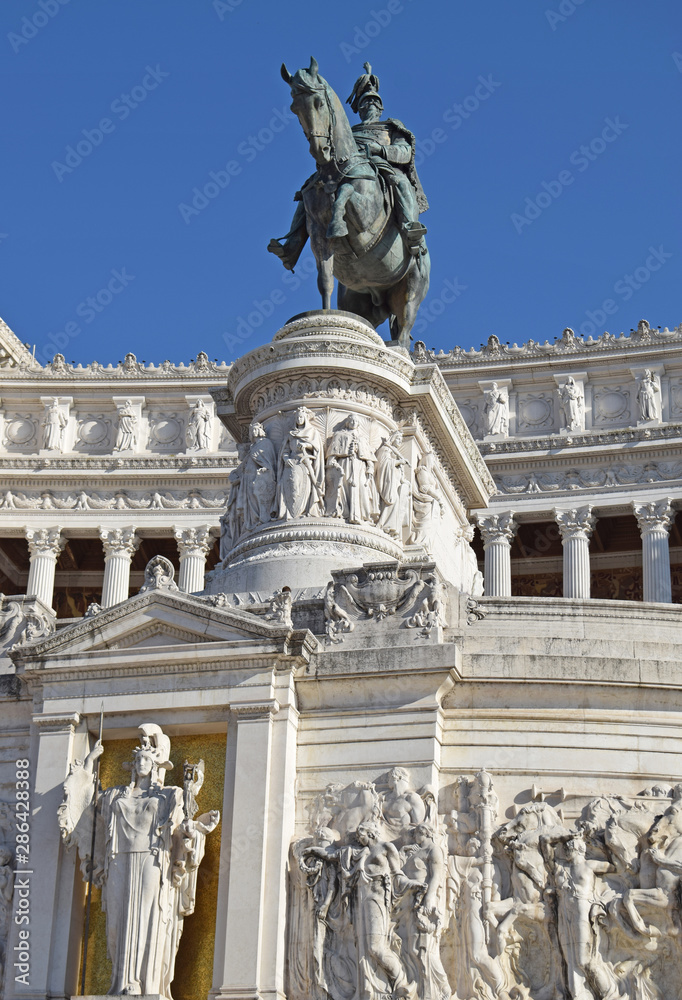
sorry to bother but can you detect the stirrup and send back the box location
[402,222,427,246]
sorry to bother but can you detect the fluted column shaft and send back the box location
[477,513,516,597]
[174,525,212,593]
[633,500,674,603]
[26,527,64,607]
[554,506,596,599]
[99,527,139,607]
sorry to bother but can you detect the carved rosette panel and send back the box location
[148,411,183,451]
[454,399,478,435]
[517,392,555,432]
[3,413,37,451]
[76,413,112,451]
[592,384,631,425]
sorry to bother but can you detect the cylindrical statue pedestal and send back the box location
[206,310,493,596]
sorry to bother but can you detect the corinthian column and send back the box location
[99,526,139,607]
[174,525,212,593]
[25,527,64,607]
[477,512,516,597]
[633,499,674,603]
[554,506,596,599]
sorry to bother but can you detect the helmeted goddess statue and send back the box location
[58,723,219,999]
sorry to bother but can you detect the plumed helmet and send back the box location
[346,62,383,115]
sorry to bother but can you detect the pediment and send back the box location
[13,588,300,660]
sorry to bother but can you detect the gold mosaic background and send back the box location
[79,732,226,1000]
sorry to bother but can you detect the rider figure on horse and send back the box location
[333,63,428,256]
[268,63,428,270]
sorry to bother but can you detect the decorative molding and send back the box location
[426,319,682,367]
[2,349,230,379]
[0,488,227,511]
[478,421,682,456]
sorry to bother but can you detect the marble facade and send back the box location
[2,313,682,1000]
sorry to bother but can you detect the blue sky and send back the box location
[1,0,680,366]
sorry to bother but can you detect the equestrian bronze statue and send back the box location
[268,60,430,351]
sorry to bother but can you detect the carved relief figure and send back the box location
[375,430,411,537]
[304,821,422,1000]
[114,400,138,451]
[59,724,219,998]
[408,452,443,546]
[276,407,325,519]
[637,370,661,421]
[325,414,379,524]
[448,842,512,1000]
[558,377,585,432]
[394,825,451,1000]
[220,442,249,557]
[186,399,211,450]
[243,421,277,530]
[543,833,619,1000]
[483,383,509,436]
[43,398,67,451]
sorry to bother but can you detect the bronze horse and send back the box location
[268,58,430,351]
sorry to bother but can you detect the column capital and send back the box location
[633,499,674,536]
[25,526,64,558]
[554,505,596,542]
[99,525,139,558]
[173,524,213,558]
[476,511,516,546]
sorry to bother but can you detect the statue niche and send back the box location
[58,724,219,999]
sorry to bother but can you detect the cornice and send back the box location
[1,350,230,381]
[478,421,682,457]
[427,320,682,371]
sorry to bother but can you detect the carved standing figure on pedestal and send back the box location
[325,413,378,524]
[375,430,410,537]
[58,723,219,999]
[276,407,325,519]
[43,398,67,451]
[186,399,211,450]
[243,421,277,530]
[484,384,509,436]
[637,370,661,422]
[114,400,138,451]
[558,377,585,432]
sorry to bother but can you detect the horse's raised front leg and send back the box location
[317,254,334,310]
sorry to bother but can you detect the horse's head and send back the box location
[281,57,354,166]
